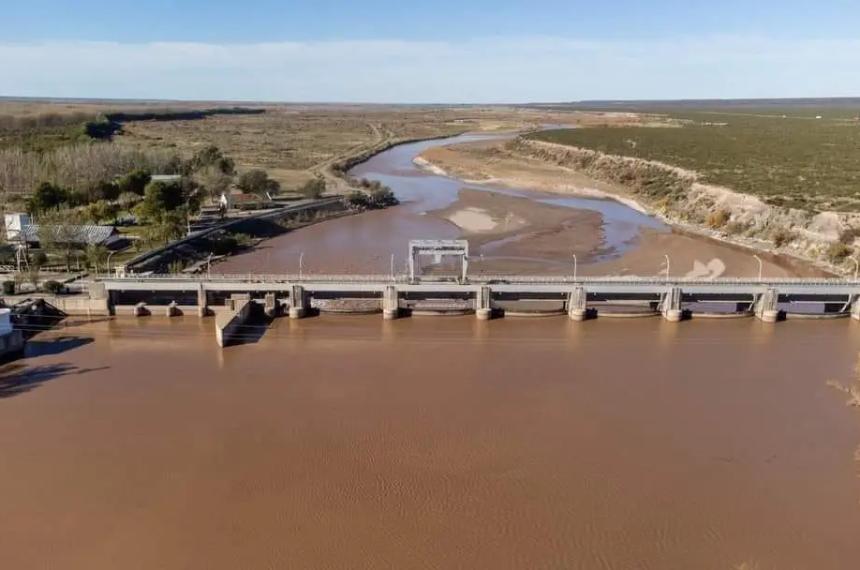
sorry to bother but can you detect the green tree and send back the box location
[86,200,120,224]
[84,244,110,273]
[140,208,188,247]
[116,169,152,196]
[94,180,120,201]
[237,169,279,197]
[29,182,70,214]
[189,145,235,175]
[135,180,186,224]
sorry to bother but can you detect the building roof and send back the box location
[19,224,118,246]
[150,174,183,183]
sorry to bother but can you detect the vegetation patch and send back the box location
[528,110,860,212]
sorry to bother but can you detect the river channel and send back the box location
[217,133,820,278]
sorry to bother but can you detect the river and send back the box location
[2,316,860,569]
[217,133,822,278]
[2,136,859,569]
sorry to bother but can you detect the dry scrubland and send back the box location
[464,103,860,272]
[531,111,860,211]
[112,105,616,189]
[0,100,594,206]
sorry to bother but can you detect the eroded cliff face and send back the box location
[509,138,860,272]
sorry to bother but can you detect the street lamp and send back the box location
[664,254,670,281]
[107,250,117,276]
[390,254,395,281]
[206,253,213,279]
[572,253,578,281]
[850,257,859,281]
[753,254,763,281]
[298,252,305,279]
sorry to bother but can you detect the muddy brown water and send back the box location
[2,316,860,569]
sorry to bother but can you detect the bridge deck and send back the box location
[97,274,860,297]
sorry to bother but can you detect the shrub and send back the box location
[706,209,731,229]
[2,280,15,295]
[827,242,853,263]
[30,251,48,268]
[345,190,370,209]
[42,280,64,295]
[233,233,254,248]
[298,177,325,199]
[368,186,398,208]
[771,228,796,248]
[839,227,860,245]
[237,169,279,196]
[724,220,751,236]
[117,169,152,196]
[167,260,186,274]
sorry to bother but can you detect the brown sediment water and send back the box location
[2,316,860,569]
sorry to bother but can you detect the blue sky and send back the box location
[1,1,859,102]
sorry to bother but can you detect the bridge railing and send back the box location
[91,272,860,287]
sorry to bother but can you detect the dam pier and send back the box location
[77,271,860,346]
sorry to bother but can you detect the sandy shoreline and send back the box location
[429,189,608,271]
[415,142,653,215]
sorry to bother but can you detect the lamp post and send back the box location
[664,254,670,281]
[298,252,305,279]
[851,257,859,281]
[390,254,395,281]
[572,253,578,281]
[206,254,213,279]
[107,250,116,277]
[753,254,763,281]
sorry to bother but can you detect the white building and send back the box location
[4,213,31,243]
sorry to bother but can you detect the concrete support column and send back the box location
[197,284,209,317]
[289,285,307,319]
[382,285,400,320]
[88,282,107,300]
[756,288,781,323]
[166,301,181,317]
[850,295,860,321]
[216,295,253,348]
[568,286,589,321]
[264,293,278,318]
[476,285,493,320]
[662,287,684,322]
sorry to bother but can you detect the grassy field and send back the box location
[0,99,226,151]
[528,105,860,212]
[112,104,600,189]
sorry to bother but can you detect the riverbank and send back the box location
[417,138,839,276]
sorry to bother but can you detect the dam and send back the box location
[84,241,860,346]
